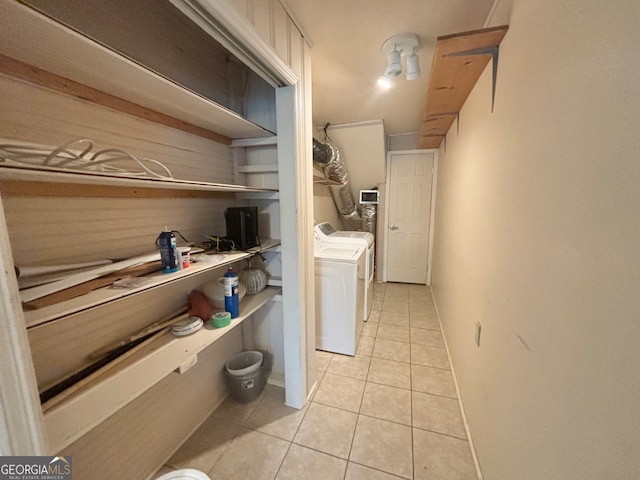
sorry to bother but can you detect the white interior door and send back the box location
[385,151,434,284]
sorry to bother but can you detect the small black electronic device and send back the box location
[224,207,260,250]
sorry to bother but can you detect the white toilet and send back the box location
[156,469,211,480]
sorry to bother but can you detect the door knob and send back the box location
[390,225,399,230]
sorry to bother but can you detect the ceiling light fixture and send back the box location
[377,75,393,90]
[385,48,402,78]
[405,52,421,80]
[379,33,421,87]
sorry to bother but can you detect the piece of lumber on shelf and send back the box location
[22,261,162,310]
[20,252,161,303]
[0,53,232,145]
[418,25,509,149]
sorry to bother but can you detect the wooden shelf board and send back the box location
[0,165,278,197]
[419,115,457,136]
[0,1,274,141]
[42,286,280,453]
[418,136,447,149]
[418,25,509,149]
[23,239,281,328]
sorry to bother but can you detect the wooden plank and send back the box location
[0,179,237,199]
[41,326,172,410]
[418,26,509,149]
[419,115,457,136]
[418,135,447,149]
[0,167,277,196]
[0,54,232,145]
[424,26,509,117]
[20,253,161,303]
[22,261,162,310]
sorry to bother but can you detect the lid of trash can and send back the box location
[155,468,211,480]
[225,351,263,377]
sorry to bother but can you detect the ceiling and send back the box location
[284,0,497,136]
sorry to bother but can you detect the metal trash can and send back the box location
[225,351,267,403]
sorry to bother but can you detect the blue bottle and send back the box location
[156,228,179,273]
[224,267,239,318]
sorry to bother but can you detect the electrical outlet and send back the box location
[475,322,482,347]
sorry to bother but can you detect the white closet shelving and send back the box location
[1,163,283,451]
[0,0,313,466]
[0,0,275,141]
[0,165,278,195]
[42,285,280,452]
[19,239,281,328]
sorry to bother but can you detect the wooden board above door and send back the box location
[418,25,509,149]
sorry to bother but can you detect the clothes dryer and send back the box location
[314,222,374,320]
[314,242,366,356]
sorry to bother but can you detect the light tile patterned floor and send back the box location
[153,284,477,480]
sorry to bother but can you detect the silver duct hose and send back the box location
[312,139,333,165]
[361,204,376,233]
[313,138,377,233]
[313,139,360,230]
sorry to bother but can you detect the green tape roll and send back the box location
[211,311,231,328]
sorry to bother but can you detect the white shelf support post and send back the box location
[276,85,313,409]
[0,197,47,455]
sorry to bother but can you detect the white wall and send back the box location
[312,179,343,228]
[327,120,386,198]
[431,1,640,479]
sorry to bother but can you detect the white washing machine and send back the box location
[314,222,375,321]
[314,241,366,356]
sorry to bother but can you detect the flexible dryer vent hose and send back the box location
[312,138,373,231]
[312,138,333,164]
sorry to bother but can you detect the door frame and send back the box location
[0,197,47,455]
[382,149,439,285]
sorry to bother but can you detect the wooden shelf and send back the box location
[42,286,280,453]
[0,165,278,198]
[23,239,281,328]
[0,1,274,142]
[418,25,509,149]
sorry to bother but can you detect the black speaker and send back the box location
[224,207,259,250]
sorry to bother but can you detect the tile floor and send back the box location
[153,283,477,480]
